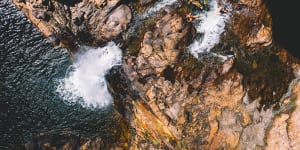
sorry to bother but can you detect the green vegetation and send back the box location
[125,17,157,55]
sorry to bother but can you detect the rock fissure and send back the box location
[10,0,300,149]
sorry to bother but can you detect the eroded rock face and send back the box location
[13,0,132,50]
[287,80,300,149]
[228,0,273,50]
[247,24,272,47]
[123,13,194,149]
[100,5,132,40]
[135,13,191,76]
[240,0,262,7]
[11,0,300,149]
[139,0,156,6]
[121,0,299,149]
[266,68,300,150]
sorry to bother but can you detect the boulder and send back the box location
[134,13,192,77]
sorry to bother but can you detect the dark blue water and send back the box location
[0,0,115,149]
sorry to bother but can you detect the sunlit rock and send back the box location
[247,24,273,48]
[13,0,132,49]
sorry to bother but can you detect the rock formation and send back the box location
[13,0,132,50]
[12,0,300,149]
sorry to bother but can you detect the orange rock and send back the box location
[266,114,291,150]
[288,81,300,149]
[247,24,273,47]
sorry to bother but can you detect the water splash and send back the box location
[188,0,231,58]
[57,42,122,109]
[127,0,178,39]
[142,0,178,18]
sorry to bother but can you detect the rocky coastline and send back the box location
[12,0,300,149]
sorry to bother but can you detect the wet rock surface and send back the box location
[8,0,300,149]
[139,0,156,6]
[0,0,131,149]
[227,0,273,50]
[13,0,132,50]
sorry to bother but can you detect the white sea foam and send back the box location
[142,0,178,18]
[127,0,178,43]
[188,0,231,58]
[57,42,122,109]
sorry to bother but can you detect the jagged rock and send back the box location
[100,5,132,40]
[219,58,234,75]
[240,0,262,7]
[139,0,156,6]
[132,13,192,77]
[80,137,103,150]
[33,10,50,21]
[229,0,272,50]
[123,12,194,149]
[265,69,300,149]
[165,102,180,121]
[215,109,243,148]
[188,0,203,9]
[122,0,298,147]
[238,108,273,149]
[266,114,291,149]
[202,72,245,149]
[247,24,272,47]
[287,80,300,149]
[11,0,300,149]
[13,0,132,50]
